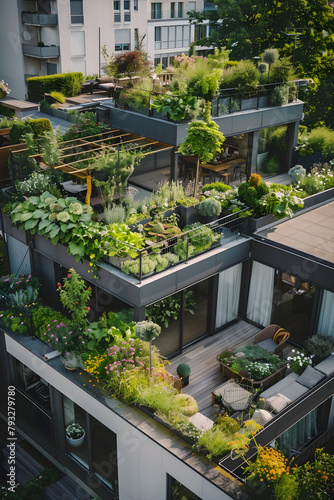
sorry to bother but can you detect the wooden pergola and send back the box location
[17,129,174,205]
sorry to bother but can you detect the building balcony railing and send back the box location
[22,44,60,59]
[113,80,304,123]
[21,13,58,26]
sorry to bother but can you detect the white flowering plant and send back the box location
[66,423,85,439]
[287,349,313,375]
[0,80,11,96]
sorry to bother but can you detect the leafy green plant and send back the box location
[15,171,62,198]
[294,448,334,500]
[10,192,93,245]
[183,222,216,253]
[146,291,197,328]
[57,268,91,332]
[151,92,205,121]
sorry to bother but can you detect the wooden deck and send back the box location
[168,320,292,419]
[0,442,92,499]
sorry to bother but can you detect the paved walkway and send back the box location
[24,110,72,133]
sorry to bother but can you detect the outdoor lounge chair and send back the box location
[254,324,290,357]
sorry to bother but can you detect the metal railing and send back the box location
[114,80,301,122]
[105,208,249,281]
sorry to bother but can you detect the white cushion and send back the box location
[266,393,291,413]
[296,365,325,388]
[189,412,214,432]
[315,354,334,377]
[252,409,274,425]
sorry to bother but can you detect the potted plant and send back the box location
[60,351,83,371]
[65,423,85,447]
[0,80,11,99]
[176,363,191,388]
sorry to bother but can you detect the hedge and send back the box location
[0,104,15,118]
[29,118,53,136]
[26,72,84,102]
[9,118,52,144]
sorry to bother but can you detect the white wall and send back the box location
[0,0,26,99]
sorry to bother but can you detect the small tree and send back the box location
[178,102,225,195]
[57,268,91,332]
[262,48,279,82]
[102,47,151,78]
[135,320,161,377]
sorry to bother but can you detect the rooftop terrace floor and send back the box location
[259,201,334,264]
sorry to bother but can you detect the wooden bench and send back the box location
[0,99,39,118]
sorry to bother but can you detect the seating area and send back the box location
[253,354,334,425]
[254,324,290,357]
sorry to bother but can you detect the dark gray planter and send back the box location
[240,97,258,111]
[302,187,334,209]
[1,214,29,244]
[176,204,200,228]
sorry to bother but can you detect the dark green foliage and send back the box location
[183,222,214,252]
[271,85,288,106]
[177,363,191,377]
[9,121,32,144]
[266,156,280,174]
[0,104,15,117]
[220,60,259,91]
[243,186,258,207]
[0,467,60,499]
[26,73,84,102]
[305,334,334,361]
[256,180,270,198]
[32,306,67,338]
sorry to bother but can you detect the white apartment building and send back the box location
[1,0,208,100]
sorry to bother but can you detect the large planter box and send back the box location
[176,204,200,227]
[1,214,29,244]
[217,357,286,390]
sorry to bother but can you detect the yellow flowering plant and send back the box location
[243,445,290,484]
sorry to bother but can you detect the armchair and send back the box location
[254,324,290,357]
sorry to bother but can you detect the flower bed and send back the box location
[217,345,286,390]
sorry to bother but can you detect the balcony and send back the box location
[21,13,58,26]
[22,44,60,59]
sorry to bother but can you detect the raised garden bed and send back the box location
[217,356,286,390]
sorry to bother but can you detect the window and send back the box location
[124,12,131,21]
[195,24,206,41]
[171,2,175,17]
[134,0,138,9]
[167,475,201,500]
[70,0,84,24]
[134,28,139,49]
[114,0,121,22]
[155,25,189,49]
[124,0,130,9]
[155,27,161,42]
[188,1,196,11]
[70,31,86,57]
[115,29,131,51]
[63,397,119,495]
[151,3,162,19]
[178,2,183,17]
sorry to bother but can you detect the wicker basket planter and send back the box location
[217,356,286,390]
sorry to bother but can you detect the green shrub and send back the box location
[26,72,84,101]
[183,222,214,252]
[305,334,334,361]
[198,197,221,217]
[214,415,240,433]
[32,306,67,338]
[0,117,14,129]
[49,91,66,103]
[201,182,232,193]
[305,127,334,159]
[9,120,32,144]
[266,156,280,174]
[0,104,15,117]
[271,85,288,106]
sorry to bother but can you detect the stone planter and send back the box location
[217,356,286,390]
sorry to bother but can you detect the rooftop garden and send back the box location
[0,270,264,463]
